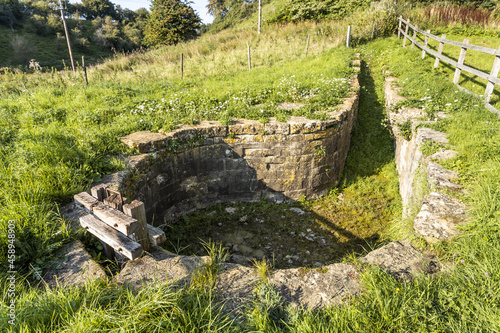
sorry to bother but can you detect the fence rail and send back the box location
[398,16,500,115]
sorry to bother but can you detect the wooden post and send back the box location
[422,30,430,59]
[411,25,417,50]
[248,45,251,71]
[434,34,446,69]
[453,39,469,84]
[104,194,123,211]
[258,0,262,34]
[398,16,402,39]
[99,240,115,260]
[305,34,310,57]
[123,200,150,252]
[485,46,500,103]
[91,184,108,201]
[346,26,351,47]
[371,21,376,39]
[58,0,75,72]
[82,56,88,85]
[181,53,184,79]
[403,19,409,47]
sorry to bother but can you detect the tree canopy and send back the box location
[144,0,201,47]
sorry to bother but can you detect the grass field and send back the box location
[1,1,500,331]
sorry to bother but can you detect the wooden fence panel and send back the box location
[398,17,499,114]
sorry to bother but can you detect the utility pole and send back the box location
[58,0,75,72]
[258,0,262,34]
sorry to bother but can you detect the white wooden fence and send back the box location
[398,16,500,115]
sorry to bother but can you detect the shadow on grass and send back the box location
[340,59,395,187]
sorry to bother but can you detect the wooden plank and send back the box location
[74,192,138,236]
[91,184,108,201]
[422,30,430,59]
[434,34,446,69]
[80,214,143,260]
[453,39,469,84]
[123,200,150,252]
[411,25,417,50]
[147,224,166,246]
[485,46,500,103]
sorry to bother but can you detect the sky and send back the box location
[70,0,214,24]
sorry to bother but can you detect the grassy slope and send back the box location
[0,21,113,69]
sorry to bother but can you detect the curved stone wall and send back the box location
[115,70,360,225]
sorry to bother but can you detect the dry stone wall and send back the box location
[118,68,360,225]
[385,75,468,243]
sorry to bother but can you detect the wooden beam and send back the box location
[80,214,143,260]
[147,224,166,246]
[74,192,138,236]
[123,200,150,252]
[91,184,108,201]
[453,39,469,84]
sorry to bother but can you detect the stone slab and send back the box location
[215,263,260,317]
[359,241,439,282]
[114,246,209,290]
[42,240,106,288]
[427,161,462,191]
[414,192,468,243]
[270,263,360,309]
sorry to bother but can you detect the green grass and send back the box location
[1,4,500,331]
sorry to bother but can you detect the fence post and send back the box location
[422,30,430,59]
[82,56,88,85]
[485,45,500,103]
[398,16,402,39]
[434,34,446,69]
[372,21,376,39]
[248,45,251,71]
[181,53,184,79]
[403,19,410,47]
[305,34,310,57]
[453,39,469,85]
[411,25,417,50]
[346,26,351,47]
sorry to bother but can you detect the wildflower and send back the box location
[486,121,489,124]
[445,103,452,106]
[453,253,457,256]
[485,272,489,276]
[461,260,464,263]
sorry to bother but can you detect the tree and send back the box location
[144,0,201,47]
[81,0,117,20]
[207,0,227,18]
